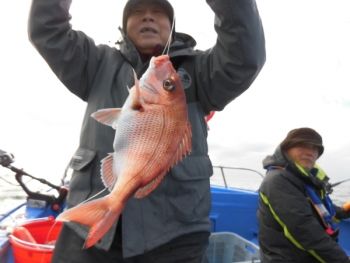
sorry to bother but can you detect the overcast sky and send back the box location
[1,0,350,187]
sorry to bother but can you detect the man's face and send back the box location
[126,2,172,54]
[286,143,319,170]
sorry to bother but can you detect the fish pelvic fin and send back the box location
[130,69,142,110]
[91,108,122,129]
[56,196,122,249]
[101,153,118,191]
[134,121,192,199]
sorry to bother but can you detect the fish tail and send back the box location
[56,196,123,249]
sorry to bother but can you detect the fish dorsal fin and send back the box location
[134,121,192,198]
[134,172,167,198]
[91,108,121,129]
[130,70,142,110]
[101,153,118,191]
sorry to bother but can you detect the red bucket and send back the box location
[9,216,63,263]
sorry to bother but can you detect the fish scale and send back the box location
[116,111,165,179]
[56,55,192,249]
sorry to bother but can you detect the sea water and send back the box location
[0,167,349,216]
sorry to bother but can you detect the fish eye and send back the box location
[163,78,176,91]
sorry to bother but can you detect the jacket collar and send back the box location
[264,146,328,189]
[116,27,198,68]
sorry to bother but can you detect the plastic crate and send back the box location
[207,232,260,263]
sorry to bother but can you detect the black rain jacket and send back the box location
[28,0,266,257]
[257,146,349,263]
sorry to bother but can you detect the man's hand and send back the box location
[344,201,350,212]
[335,202,350,219]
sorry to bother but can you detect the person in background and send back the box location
[257,127,350,263]
[28,0,265,262]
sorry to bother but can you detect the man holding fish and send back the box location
[28,0,265,262]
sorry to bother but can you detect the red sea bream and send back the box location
[56,55,192,248]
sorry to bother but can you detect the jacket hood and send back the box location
[263,145,290,169]
[263,146,328,189]
[116,27,197,67]
[263,145,312,184]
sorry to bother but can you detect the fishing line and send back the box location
[39,188,108,262]
[0,175,20,186]
[41,219,59,263]
[162,13,176,55]
[0,175,34,186]
[80,188,108,204]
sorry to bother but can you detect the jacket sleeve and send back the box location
[195,0,266,114]
[335,205,350,220]
[260,171,349,262]
[28,0,104,101]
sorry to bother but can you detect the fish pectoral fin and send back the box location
[181,122,192,156]
[101,153,118,191]
[171,121,192,165]
[91,108,122,128]
[134,172,167,198]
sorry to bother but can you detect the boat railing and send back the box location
[212,165,264,189]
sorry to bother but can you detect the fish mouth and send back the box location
[151,55,170,68]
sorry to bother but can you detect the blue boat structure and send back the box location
[0,150,349,263]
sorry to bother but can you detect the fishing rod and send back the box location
[0,149,61,190]
[0,148,68,212]
[324,178,350,194]
[329,178,350,188]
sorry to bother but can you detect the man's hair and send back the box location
[281,127,324,157]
